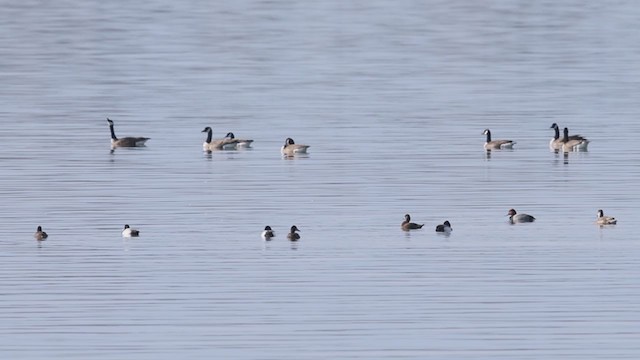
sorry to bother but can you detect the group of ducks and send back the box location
[400,208,618,234]
[108,118,310,155]
[34,224,300,241]
[482,123,590,152]
[261,225,301,241]
[401,214,453,233]
[31,208,617,242]
[33,224,140,241]
[30,119,614,242]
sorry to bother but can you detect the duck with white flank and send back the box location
[261,226,275,240]
[507,209,536,223]
[435,220,452,233]
[122,224,140,237]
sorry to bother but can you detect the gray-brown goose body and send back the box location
[596,209,617,225]
[561,127,590,152]
[107,118,150,148]
[201,127,239,151]
[483,129,515,150]
[549,123,587,150]
[281,138,310,156]
[225,132,254,148]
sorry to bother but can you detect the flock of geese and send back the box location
[31,119,618,241]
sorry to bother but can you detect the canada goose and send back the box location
[401,214,424,231]
[287,225,301,241]
[596,209,617,225]
[201,127,239,151]
[107,118,150,148]
[261,226,275,240]
[34,226,48,241]
[281,138,310,156]
[561,127,589,152]
[435,220,452,233]
[483,129,515,150]
[225,132,254,148]
[122,224,140,237]
[549,123,586,150]
[507,209,536,223]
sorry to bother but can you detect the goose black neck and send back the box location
[563,128,569,142]
[553,126,560,140]
[205,128,212,143]
[109,123,118,140]
[485,131,491,142]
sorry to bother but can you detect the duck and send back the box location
[122,224,140,237]
[482,129,515,150]
[287,225,301,241]
[281,138,310,156]
[201,127,239,151]
[261,226,275,240]
[225,132,254,148]
[596,209,617,225]
[34,226,48,241]
[401,214,424,231]
[549,123,587,150]
[561,127,589,152]
[507,209,536,223]
[107,118,150,148]
[435,220,452,233]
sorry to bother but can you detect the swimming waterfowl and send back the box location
[225,132,254,148]
[261,226,275,240]
[435,220,452,233]
[122,224,140,237]
[287,225,301,241]
[201,127,239,151]
[549,123,587,150]
[596,209,617,225]
[401,214,424,231]
[34,226,48,241]
[483,129,515,150]
[561,127,590,152]
[281,138,310,156]
[107,118,150,148]
[507,209,536,223]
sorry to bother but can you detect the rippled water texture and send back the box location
[1,1,640,359]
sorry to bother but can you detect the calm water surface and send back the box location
[1,1,640,359]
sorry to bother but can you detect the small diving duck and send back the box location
[507,209,536,223]
[401,214,424,231]
[261,226,275,240]
[122,224,140,237]
[34,226,48,241]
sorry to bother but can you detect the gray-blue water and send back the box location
[2,1,640,359]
